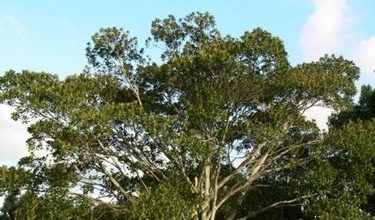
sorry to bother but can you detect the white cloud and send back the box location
[300,0,375,80]
[300,0,353,61]
[0,14,27,40]
[303,106,333,131]
[353,36,375,78]
[298,0,375,131]
[0,104,29,165]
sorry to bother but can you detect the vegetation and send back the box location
[0,12,374,219]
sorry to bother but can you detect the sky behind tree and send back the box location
[1,0,374,165]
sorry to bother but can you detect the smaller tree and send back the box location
[327,85,375,218]
[330,85,375,127]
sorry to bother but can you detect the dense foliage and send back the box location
[1,12,374,219]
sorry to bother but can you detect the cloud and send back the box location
[353,37,375,78]
[300,0,353,61]
[298,0,353,131]
[300,0,375,78]
[303,106,333,131]
[0,104,29,165]
[0,14,27,40]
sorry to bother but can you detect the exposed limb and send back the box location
[136,171,150,193]
[158,141,198,192]
[263,138,323,171]
[263,157,314,175]
[299,99,320,115]
[97,139,128,178]
[118,58,143,109]
[87,145,131,199]
[114,128,165,181]
[218,142,267,189]
[242,193,317,219]
[94,161,130,200]
[216,150,270,209]
[68,192,120,207]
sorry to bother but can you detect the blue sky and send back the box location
[1,1,374,79]
[1,0,375,164]
[0,0,312,75]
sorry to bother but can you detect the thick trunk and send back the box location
[201,164,211,220]
[209,208,217,220]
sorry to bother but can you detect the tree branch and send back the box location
[243,193,316,219]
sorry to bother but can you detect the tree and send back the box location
[0,12,374,219]
[330,85,375,128]
[328,85,375,218]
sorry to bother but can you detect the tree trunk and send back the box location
[200,163,211,220]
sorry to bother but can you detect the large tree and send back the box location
[1,12,374,219]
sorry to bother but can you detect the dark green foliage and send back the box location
[327,85,375,218]
[330,85,375,127]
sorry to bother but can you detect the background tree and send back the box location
[330,85,375,127]
[325,85,375,219]
[0,12,374,219]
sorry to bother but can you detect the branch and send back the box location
[97,140,128,178]
[114,128,165,181]
[218,142,267,189]
[216,150,270,209]
[299,99,320,115]
[94,161,130,200]
[68,192,119,207]
[270,155,315,173]
[243,193,316,219]
[263,139,323,172]
[156,140,198,192]
[87,145,131,199]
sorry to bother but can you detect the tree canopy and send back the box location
[1,12,374,220]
